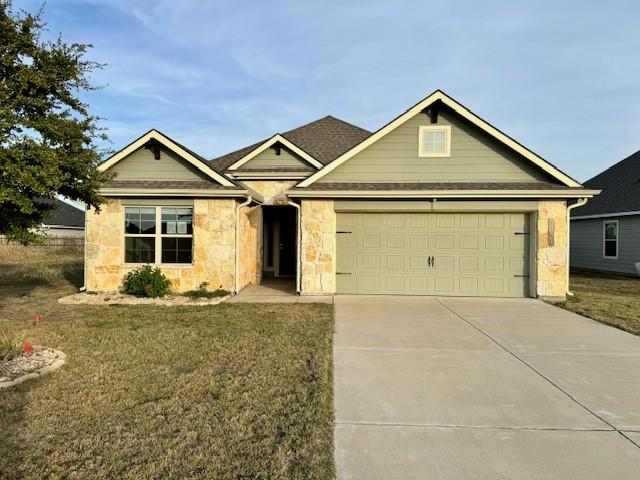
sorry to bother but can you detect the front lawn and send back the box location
[0,248,335,479]
[559,271,640,336]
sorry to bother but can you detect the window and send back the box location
[418,125,451,157]
[125,207,156,263]
[124,206,193,264]
[161,208,193,263]
[603,220,618,259]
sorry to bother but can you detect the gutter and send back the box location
[566,197,589,296]
[287,200,302,294]
[234,196,253,294]
[286,189,601,199]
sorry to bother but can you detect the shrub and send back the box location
[183,282,230,299]
[0,328,25,362]
[122,265,172,298]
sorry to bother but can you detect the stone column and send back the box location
[300,199,336,295]
[536,200,568,301]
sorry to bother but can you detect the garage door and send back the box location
[336,212,530,297]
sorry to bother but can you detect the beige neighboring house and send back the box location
[86,90,599,301]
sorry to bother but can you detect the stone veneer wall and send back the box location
[300,199,336,294]
[85,198,237,293]
[536,200,568,301]
[237,205,261,290]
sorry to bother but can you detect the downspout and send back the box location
[566,197,588,296]
[234,196,252,294]
[79,204,88,292]
[287,200,301,294]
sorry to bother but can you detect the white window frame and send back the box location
[123,206,194,265]
[418,125,451,158]
[602,219,619,259]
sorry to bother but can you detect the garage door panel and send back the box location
[336,212,530,297]
[459,277,480,294]
[459,256,479,272]
[409,276,429,293]
[434,277,455,294]
[386,235,405,248]
[434,256,455,272]
[359,255,380,270]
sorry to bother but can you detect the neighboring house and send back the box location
[570,151,640,276]
[41,198,85,237]
[86,90,598,300]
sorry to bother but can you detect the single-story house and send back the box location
[41,198,85,237]
[571,150,640,276]
[86,90,598,301]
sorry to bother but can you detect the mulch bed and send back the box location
[58,292,231,307]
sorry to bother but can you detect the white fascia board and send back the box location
[572,210,640,220]
[99,188,262,201]
[299,90,581,188]
[98,130,236,188]
[226,134,323,170]
[229,171,311,180]
[287,189,600,199]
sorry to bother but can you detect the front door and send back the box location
[262,206,297,278]
[277,207,297,276]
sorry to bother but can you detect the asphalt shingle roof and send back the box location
[572,150,640,217]
[41,199,85,227]
[208,116,372,171]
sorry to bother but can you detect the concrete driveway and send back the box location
[334,296,640,479]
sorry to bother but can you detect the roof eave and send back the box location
[287,189,600,199]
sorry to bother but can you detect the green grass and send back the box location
[0,248,335,479]
[558,271,640,336]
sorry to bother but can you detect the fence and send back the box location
[0,235,84,252]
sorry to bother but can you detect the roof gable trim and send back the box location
[299,90,581,188]
[98,130,236,188]
[226,134,324,171]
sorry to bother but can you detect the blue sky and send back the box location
[17,0,640,182]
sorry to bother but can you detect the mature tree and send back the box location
[0,1,111,243]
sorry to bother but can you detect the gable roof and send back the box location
[41,199,85,228]
[99,129,237,188]
[298,90,582,188]
[209,115,371,171]
[572,150,640,218]
[226,134,324,171]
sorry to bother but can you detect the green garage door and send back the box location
[336,212,530,297]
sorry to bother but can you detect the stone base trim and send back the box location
[539,295,567,303]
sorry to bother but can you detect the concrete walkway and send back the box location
[334,296,640,479]
[225,279,333,304]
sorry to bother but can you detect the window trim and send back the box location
[418,125,451,158]
[123,206,194,266]
[602,219,619,260]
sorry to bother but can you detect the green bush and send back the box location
[122,265,171,298]
[183,282,230,299]
[0,328,25,362]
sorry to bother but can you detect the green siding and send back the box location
[111,147,212,182]
[319,109,554,183]
[336,212,530,296]
[238,146,313,170]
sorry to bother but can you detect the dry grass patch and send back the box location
[0,251,335,479]
[559,271,640,335]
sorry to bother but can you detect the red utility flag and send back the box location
[23,343,33,354]
[33,313,41,323]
